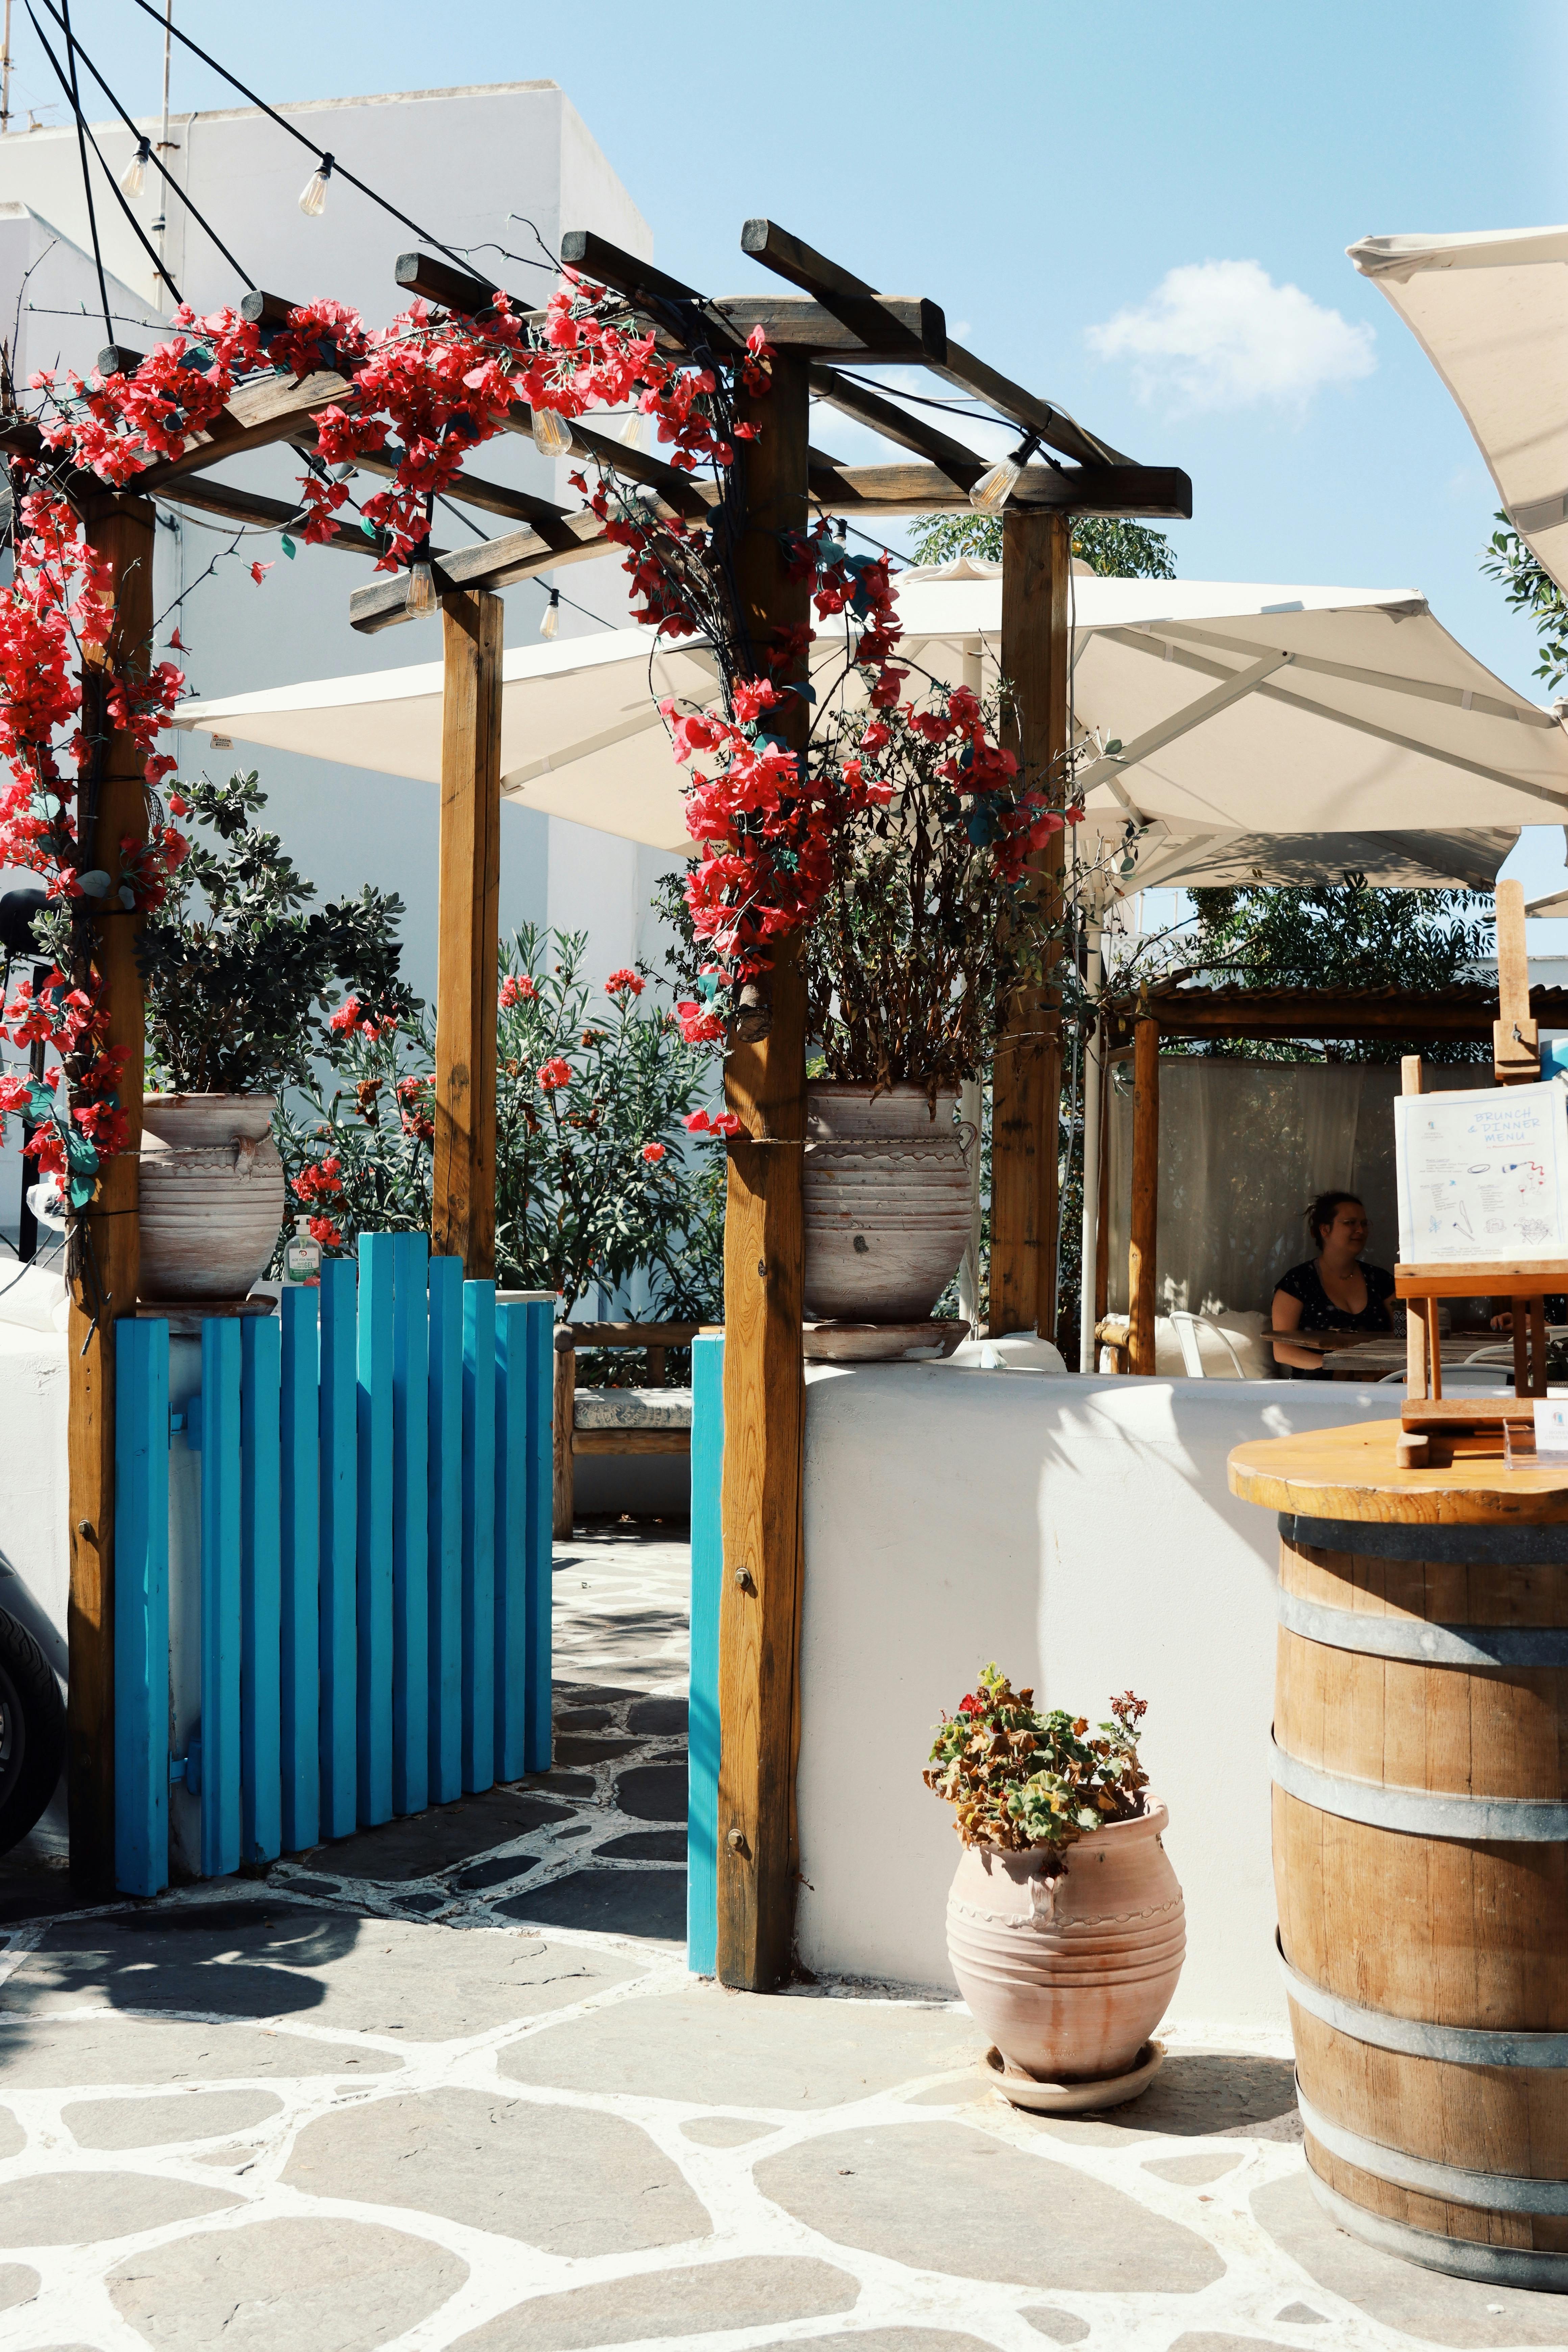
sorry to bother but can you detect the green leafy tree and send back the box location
[908,513,1176,579]
[139,771,413,1095]
[1481,515,1568,694]
[1171,881,1496,1063]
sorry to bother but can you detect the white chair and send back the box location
[1169,1309,1250,1380]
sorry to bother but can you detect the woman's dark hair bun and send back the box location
[1307,1189,1363,1246]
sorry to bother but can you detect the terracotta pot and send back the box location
[138,1093,286,1302]
[946,1800,1185,2081]
[803,1081,973,1323]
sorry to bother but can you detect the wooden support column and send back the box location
[1126,1016,1160,1377]
[69,493,154,1892]
[717,349,810,1993]
[989,508,1070,1337]
[432,590,503,1278]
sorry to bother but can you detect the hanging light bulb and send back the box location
[539,589,560,641]
[120,137,150,199]
[406,559,437,617]
[530,403,573,458]
[619,411,643,448]
[967,432,1042,516]
[298,151,334,218]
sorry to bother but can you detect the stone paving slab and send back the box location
[107,2213,468,2352]
[449,2253,857,2350]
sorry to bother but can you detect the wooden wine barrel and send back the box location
[1229,1420,1568,2292]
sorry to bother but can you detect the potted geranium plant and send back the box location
[136,770,410,1301]
[926,1666,1184,2091]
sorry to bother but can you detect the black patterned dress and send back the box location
[1273,1258,1395,1381]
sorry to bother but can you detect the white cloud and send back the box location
[1085,259,1375,414]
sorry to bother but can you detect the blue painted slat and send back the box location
[687,1332,724,1975]
[392,1232,430,1816]
[279,1285,320,1854]
[318,1257,359,1840]
[523,1300,553,1775]
[240,1313,282,1864]
[461,1279,496,1794]
[426,1256,464,1805]
[493,1303,527,1783]
[200,1318,242,1879]
[114,1317,169,1897]
[356,1234,395,1826]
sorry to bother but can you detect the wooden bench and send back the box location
[553,1321,700,1536]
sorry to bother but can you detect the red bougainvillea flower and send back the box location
[249,561,273,586]
[537,1056,571,1092]
[605,967,643,996]
[498,974,538,1009]
[683,1107,742,1139]
[676,999,725,1045]
[640,1141,667,1164]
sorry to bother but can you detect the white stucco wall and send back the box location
[794,1367,1408,2029]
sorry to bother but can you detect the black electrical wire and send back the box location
[55,0,111,340]
[126,0,496,281]
[25,1,182,308]
[36,0,255,292]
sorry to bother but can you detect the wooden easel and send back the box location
[1397,879,1565,1467]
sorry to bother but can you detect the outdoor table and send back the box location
[1227,1417,1568,2288]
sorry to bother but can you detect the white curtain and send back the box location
[1106,1058,1478,1317]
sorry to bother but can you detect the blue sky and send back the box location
[13,0,1568,918]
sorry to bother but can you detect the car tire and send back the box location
[0,1605,66,1853]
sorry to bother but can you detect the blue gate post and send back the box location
[461,1278,496,1793]
[688,1332,724,1973]
[493,1301,528,1784]
[426,1256,464,1804]
[114,1316,169,1897]
[523,1298,553,1775]
[240,1313,282,1864]
[318,1256,358,1839]
[391,1232,430,1816]
[356,1234,395,1825]
[200,1317,242,1878]
[279,1284,320,1853]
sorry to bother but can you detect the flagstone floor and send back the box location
[0,1524,1563,2349]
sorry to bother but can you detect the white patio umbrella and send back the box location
[175,563,1567,878]
[1348,225,1568,597]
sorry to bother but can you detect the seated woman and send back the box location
[1271,1191,1395,1379]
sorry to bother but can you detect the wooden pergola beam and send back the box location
[134,370,355,493]
[807,460,1193,516]
[348,509,612,633]
[808,365,982,487]
[1104,987,1568,1044]
[309,435,579,539]
[149,472,376,552]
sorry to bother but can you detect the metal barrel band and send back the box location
[1277,1588,1568,1669]
[1297,2084,1568,2214]
[1279,1511,1568,1568]
[1276,1933,1568,2068]
[1271,1736,1568,1841]
[1306,2171,1568,2291]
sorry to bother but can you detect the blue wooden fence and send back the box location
[114,1237,554,1895]
[687,1332,723,1974]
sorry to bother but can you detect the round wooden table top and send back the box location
[1226,1418,1568,1525]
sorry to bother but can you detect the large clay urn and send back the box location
[138,1094,286,1302]
[803,1081,973,1323]
[945,1801,1185,2080]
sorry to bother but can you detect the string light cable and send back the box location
[54,0,109,339]
[35,0,256,291]
[24,0,182,307]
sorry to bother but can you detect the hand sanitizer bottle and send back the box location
[283,1216,321,1286]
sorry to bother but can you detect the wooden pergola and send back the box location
[34,218,1190,1981]
[1098,975,1568,1379]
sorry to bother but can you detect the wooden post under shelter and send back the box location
[68,493,155,1892]
[988,509,1070,1340]
[432,590,503,1280]
[1126,1014,1160,1378]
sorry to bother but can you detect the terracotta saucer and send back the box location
[982,2038,1165,2114]
[802,1318,967,1363]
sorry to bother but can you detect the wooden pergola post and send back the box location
[432,590,503,1280]
[1126,1013,1160,1376]
[989,509,1070,1338]
[68,492,155,1892]
[717,351,811,1993]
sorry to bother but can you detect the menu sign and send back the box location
[1395,1081,1568,1264]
